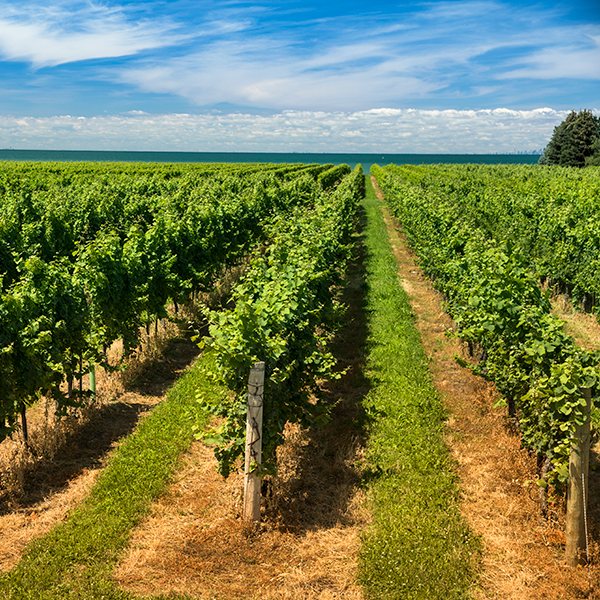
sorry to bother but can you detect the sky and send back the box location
[0,0,599,153]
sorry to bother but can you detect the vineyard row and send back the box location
[197,165,363,476]
[0,161,344,442]
[372,163,600,495]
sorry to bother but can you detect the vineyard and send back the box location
[0,159,599,598]
[372,163,600,496]
[0,160,351,443]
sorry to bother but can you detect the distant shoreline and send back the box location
[0,149,540,172]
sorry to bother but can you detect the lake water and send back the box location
[0,149,540,173]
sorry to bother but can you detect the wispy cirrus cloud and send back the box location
[120,40,444,112]
[105,0,600,112]
[499,34,600,79]
[0,1,185,67]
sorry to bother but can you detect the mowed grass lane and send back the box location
[358,175,480,600]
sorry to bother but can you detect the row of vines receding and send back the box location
[0,160,338,444]
[372,162,600,509]
[195,165,364,477]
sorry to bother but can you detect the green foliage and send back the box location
[586,137,600,166]
[0,161,334,440]
[317,163,352,190]
[373,162,600,486]
[197,166,363,477]
[539,109,600,167]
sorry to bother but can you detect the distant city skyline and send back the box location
[0,0,598,152]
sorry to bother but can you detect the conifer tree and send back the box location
[586,137,600,166]
[539,109,600,167]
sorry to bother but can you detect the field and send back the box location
[0,161,599,598]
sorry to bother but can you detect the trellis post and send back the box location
[243,361,265,526]
[89,364,96,396]
[565,387,592,567]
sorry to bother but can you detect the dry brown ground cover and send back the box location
[0,321,201,572]
[552,294,600,353]
[2,183,600,599]
[372,176,600,600]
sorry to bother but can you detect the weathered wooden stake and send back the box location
[20,403,28,444]
[566,387,592,567]
[243,361,265,526]
[89,363,96,396]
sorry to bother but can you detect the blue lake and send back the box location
[0,149,540,173]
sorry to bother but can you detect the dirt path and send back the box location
[371,176,597,599]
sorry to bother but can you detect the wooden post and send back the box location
[20,403,28,444]
[565,387,592,567]
[89,363,96,396]
[243,361,265,526]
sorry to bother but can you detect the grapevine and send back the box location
[197,166,364,477]
[373,163,600,489]
[0,161,335,441]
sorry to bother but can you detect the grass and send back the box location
[358,175,481,599]
[0,353,220,600]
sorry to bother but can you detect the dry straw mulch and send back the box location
[115,427,368,600]
[374,175,599,600]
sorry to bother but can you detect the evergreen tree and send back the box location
[585,137,600,166]
[539,109,600,167]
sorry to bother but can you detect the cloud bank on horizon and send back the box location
[0,108,575,153]
[0,0,598,153]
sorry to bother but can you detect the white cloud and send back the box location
[0,107,576,153]
[499,36,600,79]
[0,2,183,67]
[106,1,600,111]
[119,39,445,112]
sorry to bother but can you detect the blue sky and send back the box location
[0,0,598,152]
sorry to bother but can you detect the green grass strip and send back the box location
[359,176,480,599]
[0,354,220,600]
